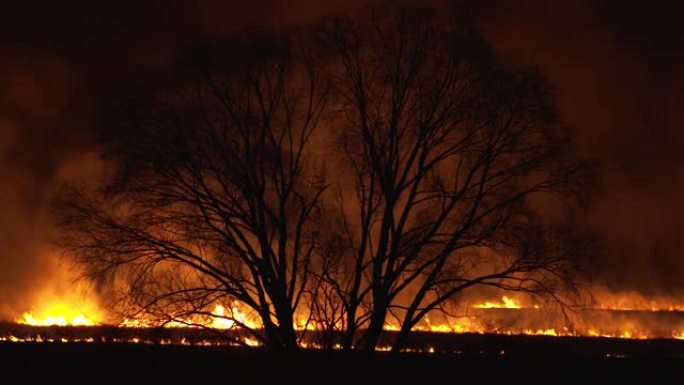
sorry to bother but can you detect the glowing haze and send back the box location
[1,0,683,343]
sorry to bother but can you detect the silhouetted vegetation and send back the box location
[58,6,591,350]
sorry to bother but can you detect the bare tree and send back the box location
[58,33,329,349]
[58,7,591,352]
[318,8,591,351]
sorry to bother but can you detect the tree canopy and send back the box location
[59,7,591,350]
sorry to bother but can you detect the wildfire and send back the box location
[18,303,101,326]
[10,292,684,347]
[211,304,260,330]
[596,304,684,312]
[120,303,261,330]
[590,290,684,312]
[474,296,523,309]
[14,257,103,327]
[523,329,558,336]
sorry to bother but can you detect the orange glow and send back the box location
[590,290,684,312]
[210,304,260,330]
[15,256,103,327]
[474,296,523,309]
[18,302,101,326]
[597,304,684,312]
[244,337,261,347]
[11,291,684,347]
[523,329,558,336]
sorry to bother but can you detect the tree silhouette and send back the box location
[58,7,590,351]
[316,8,590,351]
[59,33,329,349]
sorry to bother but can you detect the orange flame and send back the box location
[18,302,101,326]
[474,296,522,309]
[13,289,684,346]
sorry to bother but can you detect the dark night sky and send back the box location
[0,0,682,317]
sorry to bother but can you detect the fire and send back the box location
[244,337,261,347]
[596,304,684,312]
[21,312,94,326]
[523,329,558,336]
[211,304,259,330]
[14,256,103,327]
[10,290,684,347]
[120,303,261,330]
[211,305,234,329]
[474,296,522,309]
[590,290,684,312]
[18,302,101,326]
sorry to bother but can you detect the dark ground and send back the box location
[1,337,683,383]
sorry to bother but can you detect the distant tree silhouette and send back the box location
[58,6,590,351]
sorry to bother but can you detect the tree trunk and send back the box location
[274,302,298,349]
[342,303,359,350]
[391,323,412,352]
[361,300,387,351]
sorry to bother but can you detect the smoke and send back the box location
[0,51,71,319]
[0,0,360,321]
[0,0,683,320]
[466,0,684,294]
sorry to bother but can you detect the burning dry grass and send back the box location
[10,292,684,348]
[5,305,684,350]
